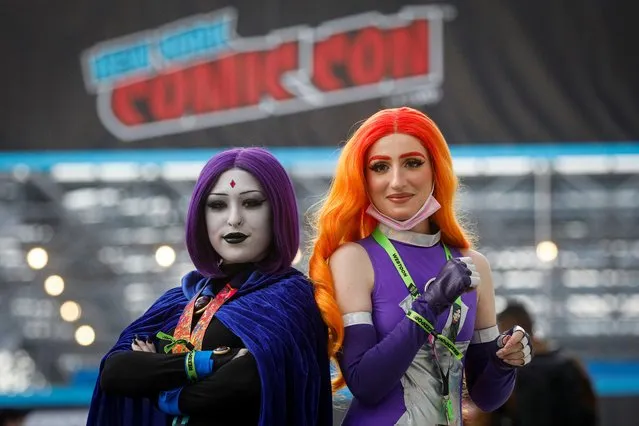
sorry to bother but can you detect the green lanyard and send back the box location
[371,228,463,361]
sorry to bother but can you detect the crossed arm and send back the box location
[100,338,260,414]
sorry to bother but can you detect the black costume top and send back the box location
[100,267,261,426]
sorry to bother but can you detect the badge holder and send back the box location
[439,371,455,425]
[172,416,189,426]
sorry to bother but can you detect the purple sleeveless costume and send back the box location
[343,226,477,426]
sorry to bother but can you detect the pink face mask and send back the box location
[366,186,441,232]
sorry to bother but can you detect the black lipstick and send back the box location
[223,232,248,244]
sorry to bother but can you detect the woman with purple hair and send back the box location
[87,148,333,426]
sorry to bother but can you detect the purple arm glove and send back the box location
[338,259,474,406]
[465,326,532,411]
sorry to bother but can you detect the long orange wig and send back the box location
[309,107,473,390]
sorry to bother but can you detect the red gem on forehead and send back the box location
[229,179,236,188]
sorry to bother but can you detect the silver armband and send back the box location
[342,312,373,327]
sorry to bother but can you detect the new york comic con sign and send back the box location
[81,5,455,141]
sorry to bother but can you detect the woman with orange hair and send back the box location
[309,107,533,425]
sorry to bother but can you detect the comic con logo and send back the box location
[81,5,455,141]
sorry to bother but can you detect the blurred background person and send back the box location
[476,301,599,426]
[0,410,29,426]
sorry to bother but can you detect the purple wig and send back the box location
[185,147,299,277]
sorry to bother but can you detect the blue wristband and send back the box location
[193,350,214,377]
[158,388,182,416]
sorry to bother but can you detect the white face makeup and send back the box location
[205,169,272,265]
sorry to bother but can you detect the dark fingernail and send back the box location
[146,337,152,343]
[134,334,139,340]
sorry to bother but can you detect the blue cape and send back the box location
[87,267,333,426]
